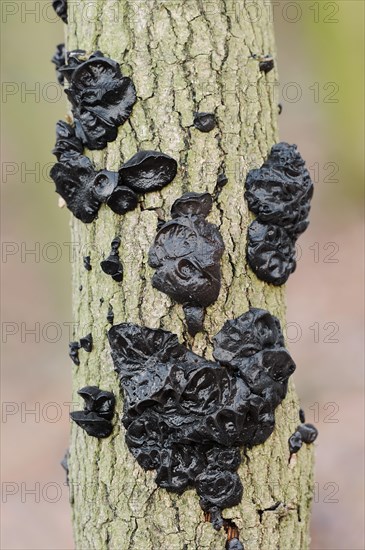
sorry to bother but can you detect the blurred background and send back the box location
[1,1,364,548]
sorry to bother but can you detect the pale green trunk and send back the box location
[65,1,314,548]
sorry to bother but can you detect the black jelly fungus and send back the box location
[217,172,228,188]
[107,304,114,324]
[70,386,115,438]
[91,170,119,202]
[69,341,80,365]
[298,423,318,444]
[299,408,305,423]
[119,150,178,193]
[193,112,216,133]
[108,308,295,516]
[259,57,274,73]
[148,192,224,335]
[52,0,67,23]
[51,44,66,86]
[52,121,84,161]
[83,256,92,271]
[245,142,313,285]
[62,51,137,150]
[79,285,83,292]
[278,103,283,115]
[288,431,303,454]
[106,186,138,215]
[100,238,123,282]
[80,333,93,352]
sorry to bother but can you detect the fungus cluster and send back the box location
[100,237,123,282]
[70,386,115,438]
[68,333,93,365]
[108,308,295,534]
[245,142,314,285]
[148,192,225,335]
[289,409,318,454]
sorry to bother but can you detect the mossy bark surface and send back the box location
[65,1,314,548]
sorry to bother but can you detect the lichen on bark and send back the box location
[64,1,315,548]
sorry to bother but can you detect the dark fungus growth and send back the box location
[69,341,80,365]
[289,423,318,455]
[60,51,137,149]
[278,103,283,115]
[70,386,115,438]
[193,112,217,133]
[100,237,123,282]
[148,192,225,335]
[50,122,178,223]
[226,539,244,550]
[245,142,313,285]
[51,44,66,85]
[108,308,295,532]
[83,255,92,271]
[52,0,67,23]
[259,56,274,74]
[60,450,69,485]
[107,304,114,324]
[80,333,93,353]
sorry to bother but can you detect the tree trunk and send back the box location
[65,1,315,548]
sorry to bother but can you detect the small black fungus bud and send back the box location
[80,333,93,353]
[193,112,217,133]
[226,538,244,550]
[119,150,178,193]
[217,172,228,188]
[298,423,318,444]
[83,256,92,271]
[52,0,67,23]
[288,431,303,454]
[51,43,66,85]
[278,103,283,115]
[61,51,137,150]
[245,142,313,285]
[69,341,80,365]
[107,304,114,324]
[108,309,294,516]
[259,56,274,74]
[299,408,305,423]
[79,285,83,292]
[70,386,115,438]
[100,237,123,282]
[148,192,225,335]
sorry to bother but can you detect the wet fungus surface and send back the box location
[245,142,313,285]
[50,121,177,223]
[108,308,295,533]
[100,237,123,282]
[52,0,67,23]
[148,192,225,335]
[60,51,137,150]
[70,386,115,438]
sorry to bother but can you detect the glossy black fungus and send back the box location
[51,44,66,85]
[193,112,216,133]
[148,192,225,335]
[70,386,115,438]
[245,142,313,285]
[247,221,296,286]
[69,341,80,365]
[100,237,123,282]
[289,431,303,454]
[119,150,178,193]
[226,539,244,550]
[62,51,137,150]
[52,121,84,162]
[217,172,228,188]
[299,408,305,423]
[80,333,93,352]
[278,103,283,115]
[259,56,274,74]
[298,423,318,444]
[108,308,295,517]
[83,256,92,271]
[91,170,119,202]
[52,0,67,23]
[107,304,114,324]
[106,186,139,215]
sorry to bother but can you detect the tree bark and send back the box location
[65,1,315,548]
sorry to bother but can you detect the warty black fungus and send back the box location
[61,51,137,150]
[245,142,313,285]
[69,341,80,365]
[100,237,123,282]
[52,0,67,23]
[108,308,295,521]
[83,255,92,271]
[80,333,93,353]
[193,112,217,133]
[70,386,115,438]
[51,43,66,85]
[148,192,225,335]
